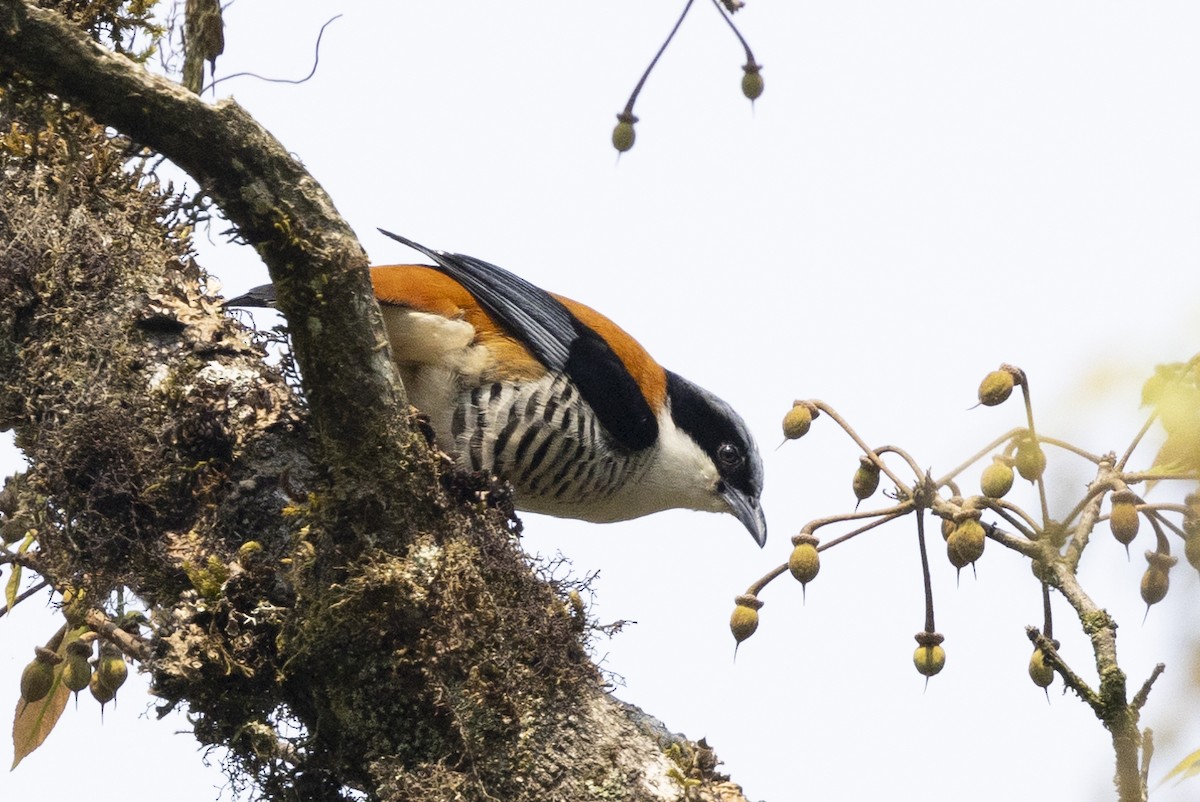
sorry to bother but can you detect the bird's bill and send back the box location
[723,486,767,548]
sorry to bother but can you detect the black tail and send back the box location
[224,283,278,308]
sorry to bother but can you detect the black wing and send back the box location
[378,229,658,451]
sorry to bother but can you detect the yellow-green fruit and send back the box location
[20,656,54,703]
[788,539,820,586]
[852,458,881,502]
[741,65,764,101]
[980,457,1015,499]
[1015,439,1047,482]
[947,518,986,568]
[977,369,1015,406]
[782,403,813,440]
[730,594,763,644]
[1109,496,1140,546]
[1028,648,1054,688]
[1141,566,1169,606]
[89,671,116,705]
[96,646,128,694]
[62,642,93,694]
[913,644,946,677]
[611,115,636,153]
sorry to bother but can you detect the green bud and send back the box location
[96,643,128,695]
[20,649,57,704]
[730,594,763,644]
[980,456,1015,499]
[62,640,93,694]
[1141,551,1177,607]
[782,402,815,440]
[741,63,764,101]
[977,369,1015,406]
[787,534,820,587]
[852,457,881,503]
[1015,438,1046,482]
[947,517,986,568]
[1108,491,1140,547]
[612,112,637,153]
[1028,648,1054,689]
[913,632,945,678]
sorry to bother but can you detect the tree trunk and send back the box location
[0,2,751,800]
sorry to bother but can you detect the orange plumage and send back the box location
[370,264,667,410]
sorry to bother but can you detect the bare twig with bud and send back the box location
[735,356,1200,802]
[611,0,763,153]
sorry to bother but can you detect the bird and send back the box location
[226,230,766,546]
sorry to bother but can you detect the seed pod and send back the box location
[741,62,764,101]
[1015,438,1046,482]
[1028,648,1054,689]
[89,670,116,707]
[19,648,57,704]
[611,112,637,153]
[1141,551,1177,607]
[62,640,93,695]
[852,457,881,503]
[782,402,815,440]
[980,456,1015,499]
[977,369,1015,406]
[729,594,763,644]
[1141,566,1169,606]
[787,534,820,587]
[96,643,128,695]
[1108,491,1140,547]
[912,632,945,678]
[947,518,986,569]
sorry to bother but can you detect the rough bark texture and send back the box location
[0,3,752,801]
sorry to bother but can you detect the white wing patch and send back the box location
[379,306,493,446]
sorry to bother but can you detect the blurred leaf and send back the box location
[1142,362,1185,407]
[11,626,86,769]
[4,531,36,612]
[1150,427,1200,478]
[1144,357,1200,481]
[1161,746,1200,786]
[4,564,18,611]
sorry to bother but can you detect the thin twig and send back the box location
[916,512,935,633]
[621,0,696,116]
[1118,414,1158,472]
[983,525,1039,557]
[205,14,343,92]
[933,427,1026,488]
[1131,663,1165,713]
[709,0,756,64]
[874,445,925,480]
[981,498,1041,537]
[810,401,912,496]
[816,508,913,552]
[85,608,152,662]
[1039,435,1108,465]
[1027,625,1100,714]
[0,580,50,618]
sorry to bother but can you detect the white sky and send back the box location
[6,2,1200,800]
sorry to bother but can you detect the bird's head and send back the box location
[662,371,766,547]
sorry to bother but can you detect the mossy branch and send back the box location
[0,0,411,511]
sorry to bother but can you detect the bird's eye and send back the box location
[716,442,743,470]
